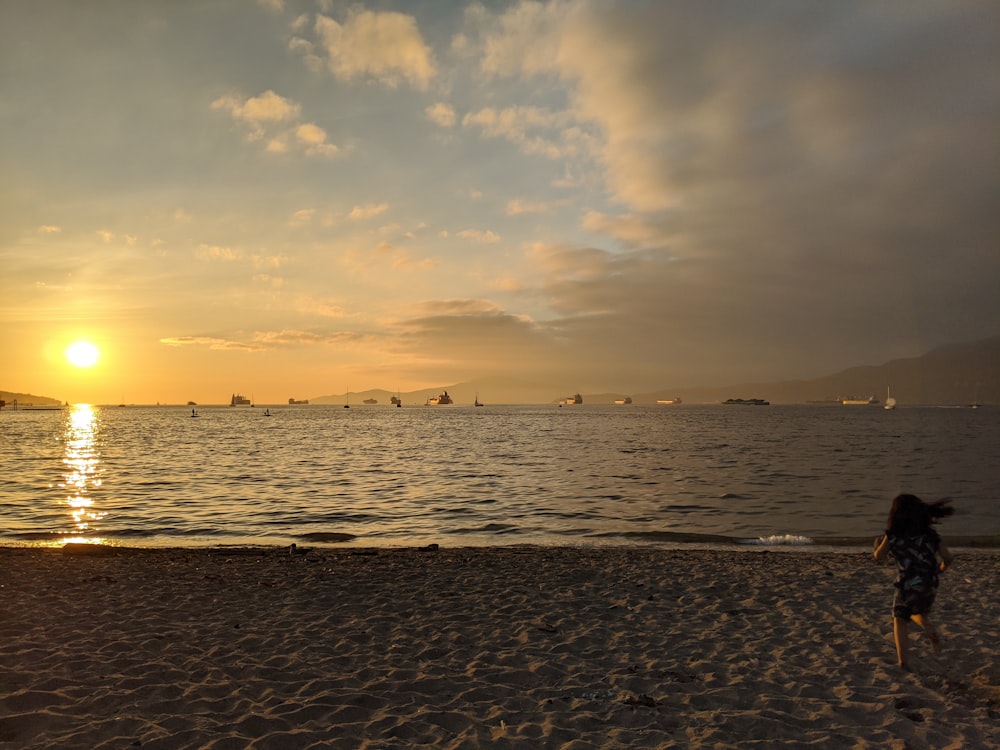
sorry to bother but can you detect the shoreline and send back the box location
[3,531,999,552]
[3,545,998,748]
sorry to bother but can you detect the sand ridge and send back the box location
[1,545,997,748]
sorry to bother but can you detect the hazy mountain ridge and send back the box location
[311,335,999,406]
[665,335,999,406]
[0,391,62,407]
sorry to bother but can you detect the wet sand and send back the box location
[1,545,997,749]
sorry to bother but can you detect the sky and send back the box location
[2,0,998,405]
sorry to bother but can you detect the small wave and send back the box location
[741,534,814,546]
[106,528,159,538]
[297,532,356,543]
[603,530,736,545]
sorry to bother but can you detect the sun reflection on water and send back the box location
[60,404,106,543]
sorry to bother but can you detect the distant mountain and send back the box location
[640,335,1000,405]
[310,335,998,406]
[311,377,558,406]
[0,390,62,408]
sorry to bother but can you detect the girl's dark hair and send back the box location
[886,494,954,536]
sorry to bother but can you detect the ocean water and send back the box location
[1,403,997,549]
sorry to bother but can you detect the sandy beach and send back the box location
[1,545,997,749]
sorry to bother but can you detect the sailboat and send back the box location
[474,393,484,407]
[884,386,896,410]
[344,387,350,409]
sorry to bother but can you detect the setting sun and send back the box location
[66,341,100,368]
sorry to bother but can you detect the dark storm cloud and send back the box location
[488,0,1000,382]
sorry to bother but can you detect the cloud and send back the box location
[506,198,566,216]
[418,299,505,316]
[253,274,284,288]
[341,243,438,274]
[295,123,339,156]
[251,254,286,270]
[252,329,325,345]
[288,34,324,72]
[393,299,558,378]
[457,229,501,245]
[295,295,348,318]
[425,102,456,128]
[462,106,583,158]
[348,203,389,220]
[265,135,289,153]
[161,329,364,351]
[314,9,435,89]
[37,225,61,233]
[581,211,675,250]
[463,0,1000,378]
[477,0,571,77]
[159,336,264,352]
[212,91,301,136]
[212,91,339,158]
[197,244,243,262]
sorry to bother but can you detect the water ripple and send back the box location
[0,404,997,546]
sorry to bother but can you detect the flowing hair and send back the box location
[886,494,954,537]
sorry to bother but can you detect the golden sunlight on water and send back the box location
[60,404,105,544]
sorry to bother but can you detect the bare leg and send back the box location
[893,617,910,668]
[911,614,941,653]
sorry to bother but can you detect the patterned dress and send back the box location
[886,529,941,620]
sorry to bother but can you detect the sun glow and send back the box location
[66,341,100,368]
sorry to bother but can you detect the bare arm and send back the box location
[938,541,954,571]
[873,535,889,563]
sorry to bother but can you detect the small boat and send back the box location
[884,387,896,411]
[391,393,402,408]
[363,398,377,405]
[560,393,583,405]
[723,398,770,406]
[841,395,878,405]
[288,398,309,405]
[657,398,682,405]
[427,391,454,405]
